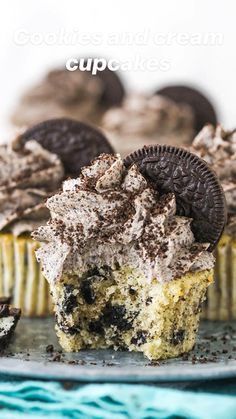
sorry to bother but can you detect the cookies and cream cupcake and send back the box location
[0,135,64,317]
[34,146,225,360]
[190,124,236,320]
[102,94,195,157]
[1,119,114,317]
[11,66,125,128]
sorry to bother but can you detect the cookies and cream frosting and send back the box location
[102,94,194,137]
[191,124,236,233]
[34,154,214,285]
[12,69,103,127]
[0,136,64,235]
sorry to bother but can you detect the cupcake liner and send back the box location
[0,234,52,317]
[202,234,236,320]
[1,235,15,297]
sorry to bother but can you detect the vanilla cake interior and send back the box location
[52,265,213,360]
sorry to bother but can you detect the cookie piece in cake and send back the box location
[0,298,21,350]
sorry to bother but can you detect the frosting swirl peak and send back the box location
[0,136,64,234]
[34,154,214,284]
[102,93,194,136]
[12,69,103,127]
[191,124,236,215]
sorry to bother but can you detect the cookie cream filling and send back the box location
[34,154,214,285]
[0,136,64,234]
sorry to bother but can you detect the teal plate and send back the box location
[1,319,236,382]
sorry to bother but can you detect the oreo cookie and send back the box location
[124,145,227,250]
[19,118,114,176]
[155,85,217,133]
[85,59,125,107]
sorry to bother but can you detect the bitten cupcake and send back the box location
[34,146,225,360]
[190,124,236,320]
[0,135,64,316]
[102,94,195,157]
[11,65,125,128]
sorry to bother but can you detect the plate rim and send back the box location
[1,356,236,382]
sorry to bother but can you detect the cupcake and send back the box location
[11,65,125,128]
[102,94,195,157]
[2,119,114,317]
[0,135,64,316]
[33,146,225,360]
[190,124,236,320]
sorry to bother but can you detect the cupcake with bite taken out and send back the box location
[33,145,226,360]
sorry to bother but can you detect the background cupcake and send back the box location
[102,93,195,157]
[0,117,114,317]
[11,63,125,129]
[190,124,236,320]
[0,135,64,317]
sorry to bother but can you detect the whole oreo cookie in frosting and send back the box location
[124,145,226,250]
[155,85,217,133]
[19,118,114,176]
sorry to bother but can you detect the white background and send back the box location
[0,0,235,140]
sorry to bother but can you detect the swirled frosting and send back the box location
[11,69,103,127]
[34,154,214,285]
[191,125,236,219]
[0,136,64,235]
[103,93,194,136]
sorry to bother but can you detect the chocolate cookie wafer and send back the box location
[124,145,227,250]
[87,63,125,107]
[19,118,114,176]
[155,85,217,133]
